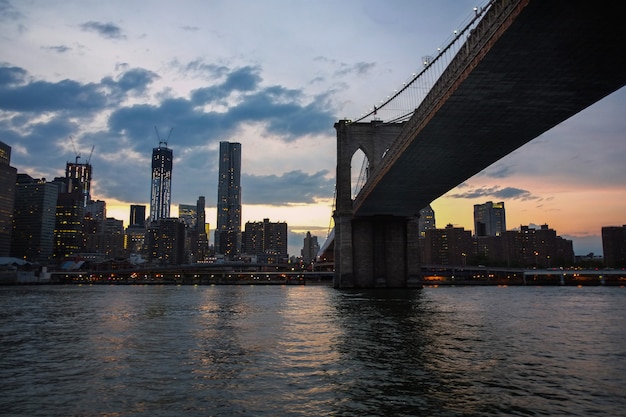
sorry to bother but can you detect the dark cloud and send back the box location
[102,68,159,95]
[0,65,157,114]
[180,59,229,79]
[110,75,335,153]
[242,170,334,205]
[180,25,199,32]
[449,185,536,201]
[228,88,334,139]
[481,163,513,179]
[0,78,107,113]
[0,0,21,21]
[0,65,26,86]
[42,45,71,53]
[334,61,376,77]
[80,21,125,40]
[8,117,80,177]
[191,66,262,104]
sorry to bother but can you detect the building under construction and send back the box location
[150,129,173,222]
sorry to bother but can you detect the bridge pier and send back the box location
[334,212,421,288]
[333,120,421,288]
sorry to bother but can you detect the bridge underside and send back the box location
[333,0,626,288]
[355,0,626,217]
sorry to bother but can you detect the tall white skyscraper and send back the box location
[149,143,173,222]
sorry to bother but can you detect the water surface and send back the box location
[1,285,624,416]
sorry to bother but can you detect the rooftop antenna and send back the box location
[154,126,173,147]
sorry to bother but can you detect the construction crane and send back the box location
[69,135,80,164]
[86,145,95,165]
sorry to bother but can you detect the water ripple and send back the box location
[0,285,625,416]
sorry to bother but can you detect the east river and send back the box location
[1,284,625,416]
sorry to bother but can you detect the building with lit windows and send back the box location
[242,218,288,264]
[474,201,506,237]
[0,141,17,256]
[215,141,241,259]
[53,187,85,259]
[418,205,436,238]
[146,218,185,265]
[149,144,173,222]
[11,174,58,262]
[125,205,147,256]
[423,224,473,265]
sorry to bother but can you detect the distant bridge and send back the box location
[331,0,626,288]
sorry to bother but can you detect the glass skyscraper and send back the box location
[0,141,17,256]
[215,141,241,258]
[149,144,173,222]
[474,201,506,237]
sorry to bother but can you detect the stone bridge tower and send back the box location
[333,120,421,288]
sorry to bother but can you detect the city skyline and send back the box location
[1,1,624,257]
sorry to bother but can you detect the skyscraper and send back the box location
[125,204,147,255]
[129,205,146,227]
[178,204,197,229]
[418,205,436,238]
[146,218,185,265]
[196,196,209,260]
[11,174,58,261]
[602,225,626,268]
[149,143,173,222]
[474,201,506,237]
[0,141,17,256]
[301,231,320,265]
[215,141,241,258]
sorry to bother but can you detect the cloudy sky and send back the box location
[1,0,624,257]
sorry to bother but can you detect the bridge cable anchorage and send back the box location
[350,0,493,125]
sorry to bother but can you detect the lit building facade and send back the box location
[11,174,58,261]
[0,141,17,256]
[103,217,125,258]
[179,204,197,229]
[215,141,241,259]
[149,144,173,222]
[125,205,147,255]
[474,201,506,237]
[53,188,85,259]
[146,218,185,265]
[83,200,106,254]
[418,205,436,238]
[504,224,574,268]
[242,218,288,263]
[423,224,473,265]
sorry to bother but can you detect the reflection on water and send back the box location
[0,285,625,416]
